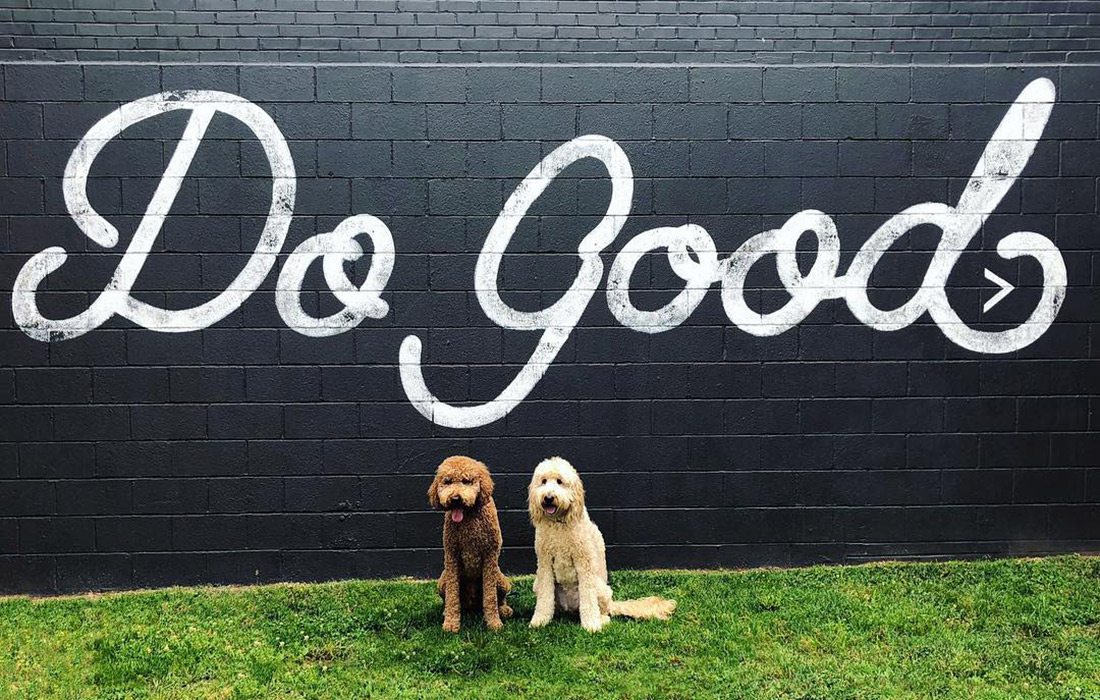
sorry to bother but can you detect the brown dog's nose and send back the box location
[449,495,463,506]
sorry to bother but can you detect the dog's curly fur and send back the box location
[527,456,676,632]
[428,455,512,633]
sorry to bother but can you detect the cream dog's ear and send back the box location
[527,470,544,523]
[427,471,442,510]
[566,472,586,520]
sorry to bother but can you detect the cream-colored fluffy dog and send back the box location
[527,456,676,632]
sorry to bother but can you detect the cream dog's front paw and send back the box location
[581,616,605,633]
[529,611,552,628]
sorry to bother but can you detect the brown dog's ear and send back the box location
[427,471,441,509]
[477,462,494,501]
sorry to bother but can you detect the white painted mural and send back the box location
[11,79,1068,428]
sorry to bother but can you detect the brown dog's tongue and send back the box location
[450,509,464,523]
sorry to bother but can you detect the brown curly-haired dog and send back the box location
[428,455,512,633]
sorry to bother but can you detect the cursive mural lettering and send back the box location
[401,134,633,427]
[276,213,395,337]
[10,79,1067,427]
[14,91,296,340]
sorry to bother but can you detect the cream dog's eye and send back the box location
[555,478,562,485]
[541,478,547,485]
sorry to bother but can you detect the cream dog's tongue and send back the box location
[450,509,464,523]
[544,506,557,515]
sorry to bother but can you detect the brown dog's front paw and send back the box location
[498,603,513,619]
[442,618,461,633]
[485,617,503,632]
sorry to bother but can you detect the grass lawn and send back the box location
[0,556,1097,699]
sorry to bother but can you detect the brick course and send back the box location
[4,1,1100,64]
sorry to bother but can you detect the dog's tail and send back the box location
[609,596,676,620]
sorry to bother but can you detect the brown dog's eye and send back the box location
[462,478,471,485]
[442,478,452,485]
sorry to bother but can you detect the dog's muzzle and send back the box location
[541,495,558,516]
[448,495,465,522]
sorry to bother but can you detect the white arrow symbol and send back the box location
[983,268,1014,313]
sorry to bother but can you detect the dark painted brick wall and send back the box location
[6,1,1100,64]
[0,12,1099,595]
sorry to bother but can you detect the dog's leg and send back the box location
[440,552,462,633]
[597,584,612,627]
[497,570,513,619]
[576,564,605,633]
[481,562,503,631]
[529,558,556,627]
